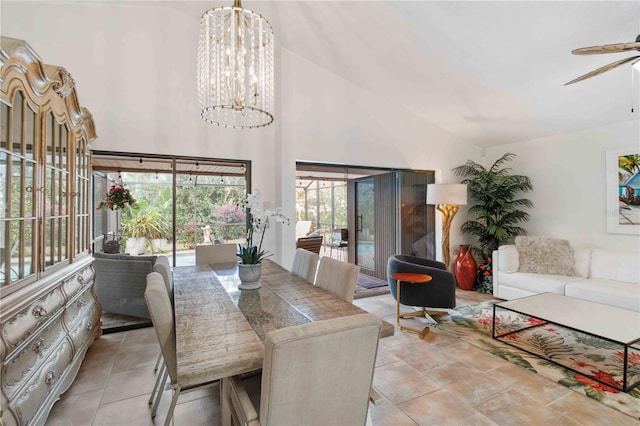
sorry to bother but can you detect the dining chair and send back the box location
[195,243,238,265]
[221,313,382,426]
[148,258,173,407]
[291,248,320,283]
[314,256,360,303]
[144,272,218,426]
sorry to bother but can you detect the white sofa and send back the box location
[492,241,640,312]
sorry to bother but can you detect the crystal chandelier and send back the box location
[198,0,274,128]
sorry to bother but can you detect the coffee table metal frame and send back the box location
[492,294,640,393]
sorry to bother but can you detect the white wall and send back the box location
[3,2,480,266]
[2,1,281,253]
[485,119,640,253]
[278,49,481,266]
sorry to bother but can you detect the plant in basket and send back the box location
[97,183,138,211]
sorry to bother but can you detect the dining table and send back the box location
[172,259,395,388]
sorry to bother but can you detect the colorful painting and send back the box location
[606,148,640,234]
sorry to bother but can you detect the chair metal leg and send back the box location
[151,367,169,418]
[149,362,166,405]
[154,352,162,372]
[164,385,182,426]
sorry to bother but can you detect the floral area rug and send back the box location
[435,302,640,419]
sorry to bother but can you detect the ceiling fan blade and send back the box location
[572,41,640,55]
[565,55,640,85]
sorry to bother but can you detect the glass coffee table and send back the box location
[492,292,640,392]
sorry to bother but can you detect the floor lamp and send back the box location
[426,184,467,270]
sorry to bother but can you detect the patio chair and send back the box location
[295,235,323,255]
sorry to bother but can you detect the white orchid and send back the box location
[239,191,290,264]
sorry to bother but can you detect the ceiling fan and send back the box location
[565,34,640,85]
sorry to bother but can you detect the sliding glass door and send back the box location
[355,177,375,270]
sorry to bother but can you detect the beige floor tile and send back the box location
[387,341,454,372]
[439,340,510,372]
[43,292,639,426]
[47,389,103,425]
[548,390,640,425]
[425,361,509,405]
[81,334,123,368]
[173,391,221,425]
[489,362,571,404]
[101,364,156,405]
[92,394,155,426]
[475,389,578,425]
[66,360,112,396]
[398,388,497,426]
[120,327,158,347]
[369,394,419,426]
[379,329,422,349]
[376,347,401,367]
[112,343,160,372]
[373,361,441,405]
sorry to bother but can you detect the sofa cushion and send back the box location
[572,246,591,279]
[497,271,582,295]
[590,249,640,283]
[498,245,519,273]
[565,279,640,312]
[515,236,576,276]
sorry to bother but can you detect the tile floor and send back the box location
[47,290,638,425]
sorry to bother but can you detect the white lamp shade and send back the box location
[426,184,467,206]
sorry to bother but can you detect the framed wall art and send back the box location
[606,148,640,235]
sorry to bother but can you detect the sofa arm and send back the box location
[493,246,519,299]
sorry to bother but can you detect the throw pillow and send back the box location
[515,236,576,276]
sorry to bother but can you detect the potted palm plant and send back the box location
[452,152,533,292]
[121,208,171,255]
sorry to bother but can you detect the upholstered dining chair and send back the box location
[291,248,320,283]
[144,272,218,426]
[221,313,382,426]
[314,256,360,303]
[148,258,173,408]
[195,243,238,265]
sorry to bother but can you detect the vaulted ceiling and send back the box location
[162,0,640,147]
[22,1,640,147]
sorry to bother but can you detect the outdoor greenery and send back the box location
[120,172,247,250]
[453,153,533,292]
[296,180,347,232]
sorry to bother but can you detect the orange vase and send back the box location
[454,245,477,291]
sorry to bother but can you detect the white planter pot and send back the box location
[238,263,262,290]
[152,238,167,253]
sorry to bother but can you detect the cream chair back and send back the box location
[291,248,320,283]
[315,256,360,303]
[153,256,173,296]
[145,272,177,382]
[195,243,237,265]
[260,313,381,425]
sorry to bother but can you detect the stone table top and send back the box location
[172,259,393,387]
